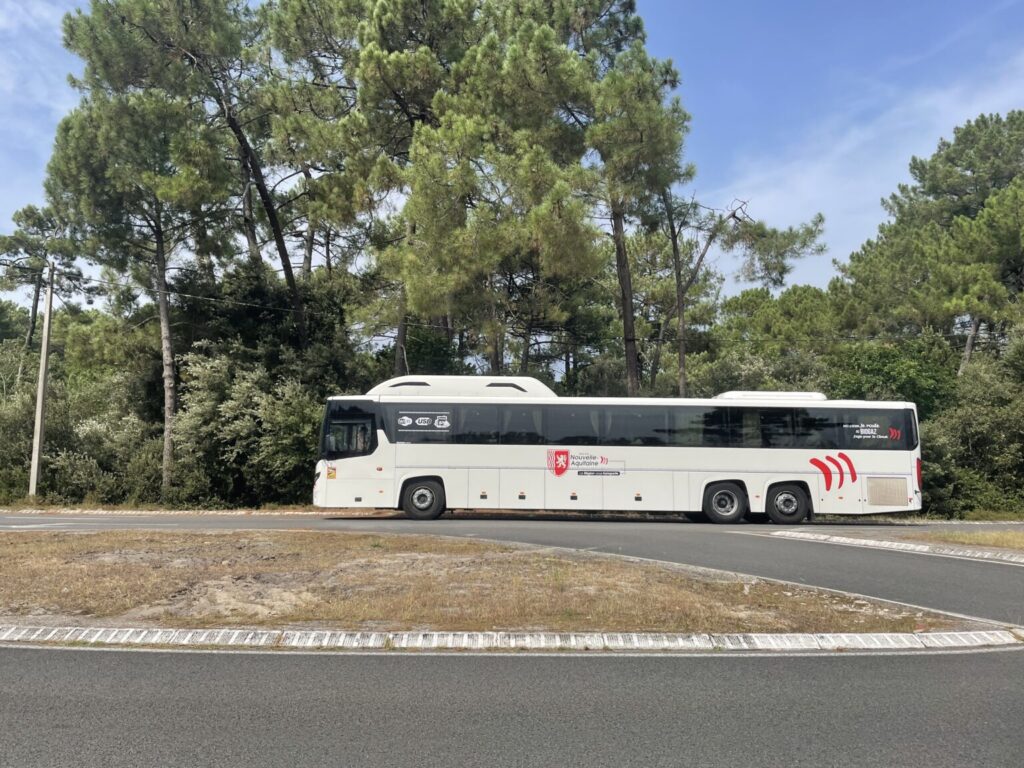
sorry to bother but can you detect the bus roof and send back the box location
[328,376,915,411]
[365,375,557,398]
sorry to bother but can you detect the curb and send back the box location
[771,531,1024,565]
[0,625,1019,653]
[0,508,332,517]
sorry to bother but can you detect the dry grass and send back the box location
[916,530,1024,551]
[0,530,954,633]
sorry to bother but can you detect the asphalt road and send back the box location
[1,512,1022,766]
[3,513,1022,624]
[1,645,1022,768]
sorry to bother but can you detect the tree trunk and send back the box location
[301,167,315,278]
[677,307,687,397]
[302,226,314,279]
[324,228,332,276]
[394,287,408,376]
[563,346,572,392]
[519,320,532,374]
[610,202,640,396]
[240,164,263,268]
[649,318,667,394]
[661,190,737,397]
[153,218,176,498]
[222,104,306,344]
[661,190,688,397]
[489,331,503,374]
[958,316,981,376]
[488,278,504,374]
[15,267,43,390]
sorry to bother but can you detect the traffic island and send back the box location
[0,530,1014,652]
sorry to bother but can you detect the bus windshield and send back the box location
[321,401,377,459]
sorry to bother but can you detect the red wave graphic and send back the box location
[837,452,857,482]
[809,458,833,491]
[825,455,845,489]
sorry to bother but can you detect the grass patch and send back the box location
[952,509,1024,522]
[916,530,1024,551]
[0,530,957,634]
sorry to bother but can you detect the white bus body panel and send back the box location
[377,444,918,515]
[323,443,919,515]
[316,390,921,516]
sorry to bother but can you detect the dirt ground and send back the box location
[0,530,961,633]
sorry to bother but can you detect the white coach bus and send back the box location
[313,375,922,524]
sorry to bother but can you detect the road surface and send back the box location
[1,512,1021,767]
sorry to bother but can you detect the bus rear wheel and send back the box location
[702,482,747,524]
[765,484,810,525]
[401,479,446,520]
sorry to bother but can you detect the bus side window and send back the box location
[604,407,669,446]
[455,405,499,444]
[545,406,601,445]
[729,407,761,448]
[667,406,710,446]
[759,408,795,448]
[794,409,838,449]
[499,405,544,444]
[702,407,731,447]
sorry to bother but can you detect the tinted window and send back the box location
[455,404,498,444]
[544,405,602,445]
[603,406,669,446]
[794,408,840,449]
[759,408,796,448]
[701,407,731,447]
[730,408,761,448]
[836,409,915,451]
[384,403,454,444]
[666,407,708,446]
[377,400,918,450]
[499,405,544,444]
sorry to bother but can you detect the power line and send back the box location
[2,257,984,348]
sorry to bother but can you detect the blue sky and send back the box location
[2,0,1023,296]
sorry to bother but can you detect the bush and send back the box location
[920,352,1024,517]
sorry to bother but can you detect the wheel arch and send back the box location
[700,478,750,502]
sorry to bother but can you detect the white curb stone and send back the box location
[1,624,1017,652]
[771,530,1024,565]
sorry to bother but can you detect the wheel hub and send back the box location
[411,488,434,510]
[712,491,738,516]
[775,492,799,515]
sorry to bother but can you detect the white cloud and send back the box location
[0,1,68,33]
[702,49,1024,289]
[0,1,81,234]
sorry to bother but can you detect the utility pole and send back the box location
[28,261,54,498]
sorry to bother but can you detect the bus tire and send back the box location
[765,483,810,525]
[702,482,747,524]
[401,479,446,520]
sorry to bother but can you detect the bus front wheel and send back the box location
[401,479,446,520]
[702,482,748,524]
[765,484,810,525]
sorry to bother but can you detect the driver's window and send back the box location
[326,416,375,457]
